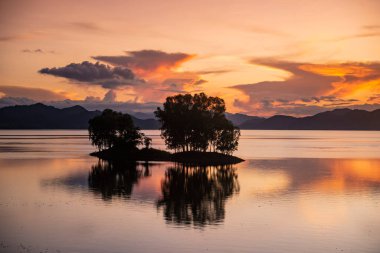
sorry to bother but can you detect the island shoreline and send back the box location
[90,148,244,166]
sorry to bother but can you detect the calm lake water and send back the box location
[0,130,380,253]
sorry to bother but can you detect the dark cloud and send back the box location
[38,50,203,102]
[195,69,232,75]
[103,90,117,102]
[70,22,103,31]
[162,78,202,86]
[163,79,191,86]
[0,32,41,42]
[0,35,20,41]
[194,79,207,85]
[93,50,193,72]
[21,49,55,54]
[160,78,206,94]
[39,61,142,89]
[318,96,358,103]
[245,25,289,37]
[84,96,101,102]
[368,94,380,102]
[0,96,36,107]
[335,32,380,41]
[38,50,204,102]
[362,25,380,30]
[298,96,359,105]
[0,85,67,101]
[331,25,380,41]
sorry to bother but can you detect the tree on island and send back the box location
[88,109,144,151]
[144,136,152,149]
[155,93,240,154]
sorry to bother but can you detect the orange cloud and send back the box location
[299,63,380,102]
[93,50,196,78]
[231,59,380,116]
[0,85,68,101]
[299,63,376,78]
[36,50,204,103]
[93,50,204,101]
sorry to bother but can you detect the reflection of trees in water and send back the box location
[88,161,240,226]
[88,160,151,200]
[157,164,240,227]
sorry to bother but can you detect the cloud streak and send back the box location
[22,49,55,54]
[0,85,68,101]
[245,24,290,37]
[330,25,380,41]
[70,22,104,31]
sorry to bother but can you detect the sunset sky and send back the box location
[0,0,379,116]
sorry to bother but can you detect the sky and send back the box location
[0,0,379,116]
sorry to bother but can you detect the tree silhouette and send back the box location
[216,122,241,155]
[143,136,152,149]
[88,109,143,151]
[155,93,240,154]
[157,164,240,227]
[88,160,151,200]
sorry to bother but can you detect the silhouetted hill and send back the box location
[0,103,159,129]
[1,104,379,130]
[239,109,380,130]
[238,116,266,128]
[0,103,100,129]
[226,113,265,126]
[130,115,160,129]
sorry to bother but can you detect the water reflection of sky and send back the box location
[41,160,240,227]
[34,157,380,231]
[1,130,380,252]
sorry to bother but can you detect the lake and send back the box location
[0,130,379,253]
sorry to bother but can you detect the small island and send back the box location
[89,93,244,165]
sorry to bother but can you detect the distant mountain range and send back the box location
[0,103,379,130]
[238,108,380,130]
[0,103,159,129]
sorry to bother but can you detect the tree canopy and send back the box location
[88,109,144,151]
[155,93,240,154]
